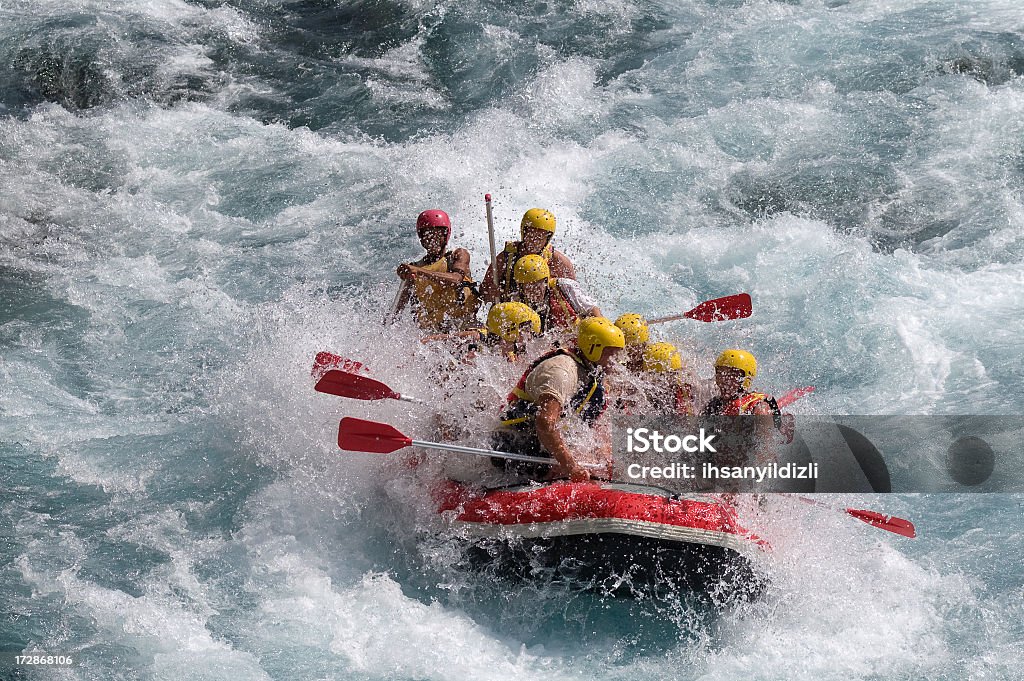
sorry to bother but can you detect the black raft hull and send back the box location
[436,481,767,598]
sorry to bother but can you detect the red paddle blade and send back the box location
[684,293,752,322]
[777,385,815,408]
[312,352,367,378]
[338,417,412,454]
[846,509,917,538]
[315,370,401,401]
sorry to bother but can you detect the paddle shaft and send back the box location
[795,496,915,537]
[385,280,409,324]
[647,313,691,324]
[485,193,499,290]
[410,439,605,469]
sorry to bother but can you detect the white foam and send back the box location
[258,568,573,680]
[2,1,1022,678]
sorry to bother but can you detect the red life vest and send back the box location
[704,393,790,440]
[703,392,783,429]
[540,281,578,332]
[674,383,694,416]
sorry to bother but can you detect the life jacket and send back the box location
[702,392,783,430]
[536,280,578,332]
[626,375,693,417]
[409,251,480,332]
[499,241,554,301]
[673,382,695,416]
[700,391,794,471]
[498,348,606,431]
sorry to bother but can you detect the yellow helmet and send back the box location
[513,254,550,284]
[715,349,757,389]
[486,302,541,342]
[576,316,626,363]
[520,208,557,239]
[643,342,682,373]
[614,313,650,346]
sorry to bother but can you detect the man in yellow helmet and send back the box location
[512,254,600,333]
[702,350,777,418]
[476,302,543,362]
[480,208,577,304]
[642,342,696,416]
[701,349,790,467]
[393,209,480,332]
[420,301,541,363]
[614,313,651,373]
[491,317,625,482]
[609,313,657,415]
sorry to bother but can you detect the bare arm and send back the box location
[535,396,590,482]
[550,250,577,280]
[420,329,483,344]
[448,247,471,278]
[480,251,505,303]
[751,401,778,465]
[401,248,472,286]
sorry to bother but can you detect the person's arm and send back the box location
[751,400,778,465]
[420,329,482,344]
[480,251,505,303]
[404,248,472,286]
[556,279,602,318]
[448,247,471,278]
[535,396,590,482]
[550,250,577,280]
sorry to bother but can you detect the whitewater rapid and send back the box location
[2,0,1023,679]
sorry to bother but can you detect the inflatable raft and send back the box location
[434,480,767,597]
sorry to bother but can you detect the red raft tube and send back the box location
[434,480,769,598]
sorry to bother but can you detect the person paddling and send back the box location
[491,317,625,482]
[701,349,792,468]
[481,208,577,303]
[421,302,542,364]
[393,210,480,332]
[482,302,543,362]
[607,313,651,415]
[614,313,651,373]
[511,255,600,333]
[642,342,696,416]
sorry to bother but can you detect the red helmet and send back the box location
[416,209,451,243]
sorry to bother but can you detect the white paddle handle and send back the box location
[485,193,499,290]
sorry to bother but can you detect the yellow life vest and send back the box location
[410,252,480,332]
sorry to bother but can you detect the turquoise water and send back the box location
[2,0,1023,678]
